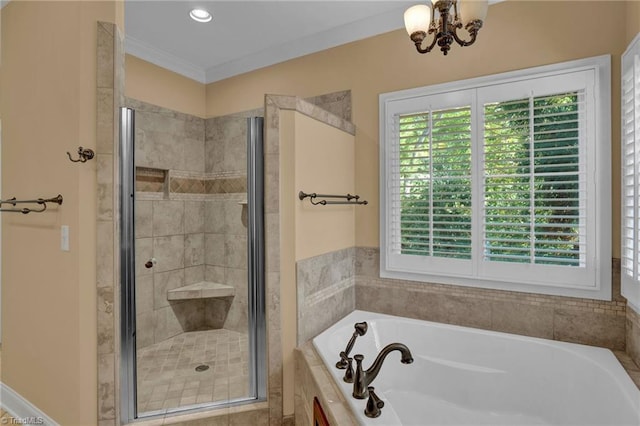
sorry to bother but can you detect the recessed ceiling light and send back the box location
[190,8,212,23]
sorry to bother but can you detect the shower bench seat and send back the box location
[167,281,235,301]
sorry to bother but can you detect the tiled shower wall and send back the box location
[204,112,259,334]
[131,99,208,348]
[130,98,258,348]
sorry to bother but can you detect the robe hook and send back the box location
[67,147,95,163]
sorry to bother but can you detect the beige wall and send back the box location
[203,0,627,256]
[1,2,121,424]
[294,113,355,261]
[125,54,206,118]
[279,109,355,415]
[627,0,640,46]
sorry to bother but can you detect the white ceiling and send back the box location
[125,0,418,84]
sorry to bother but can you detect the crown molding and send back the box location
[125,35,207,84]
[126,5,407,85]
[125,1,503,85]
[204,5,407,83]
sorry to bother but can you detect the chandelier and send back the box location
[404,0,488,55]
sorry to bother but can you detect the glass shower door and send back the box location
[120,105,265,421]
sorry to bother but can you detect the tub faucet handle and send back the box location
[342,355,354,383]
[336,351,349,369]
[364,386,384,418]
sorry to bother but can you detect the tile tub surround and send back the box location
[355,247,627,350]
[615,350,640,389]
[294,246,627,351]
[628,306,640,368]
[294,343,358,426]
[296,247,356,344]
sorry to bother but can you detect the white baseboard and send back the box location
[0,382,58,426]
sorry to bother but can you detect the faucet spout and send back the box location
[352,343,413,399]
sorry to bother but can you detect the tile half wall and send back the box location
[297,247,628,351]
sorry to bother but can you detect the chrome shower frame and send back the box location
[247,117,267,401]
[119,110,267,422]
[119,107,137,423]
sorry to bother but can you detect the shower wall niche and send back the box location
[129,98,261,414]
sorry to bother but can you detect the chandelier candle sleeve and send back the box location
[404,0,488,55]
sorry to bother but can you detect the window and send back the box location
[622,36,640,311]
[380,56,611,299]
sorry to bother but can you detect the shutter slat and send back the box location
[483,91,585,267]
[394,106,472,258]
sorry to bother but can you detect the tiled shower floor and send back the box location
[136,329,250,414]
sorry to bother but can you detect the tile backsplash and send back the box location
[628,306,640,367]
[297,246,628,351]
[356,247,626,350]
[296,247,356,344]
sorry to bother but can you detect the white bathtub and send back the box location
[312,310,640,426]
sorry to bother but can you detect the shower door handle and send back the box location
[144,258,157,269]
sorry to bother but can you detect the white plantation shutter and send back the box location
[482,92,586,267]
[392,107,472,259]
[380,56,610,299]
[384,89,475,277]
[622,35,640,311]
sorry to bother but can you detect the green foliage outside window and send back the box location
[399,107,472,259]
[398,92,581,266]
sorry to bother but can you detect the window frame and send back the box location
[379,55,611,300]
[622,35,640,312]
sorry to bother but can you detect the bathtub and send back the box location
[312,310,640,426]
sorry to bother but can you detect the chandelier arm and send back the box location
[413,30,440,54]
[451,25,477,47]
[452,19,483,47]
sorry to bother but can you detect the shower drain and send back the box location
[195,364,210,372]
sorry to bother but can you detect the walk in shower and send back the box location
[119,101,266,421]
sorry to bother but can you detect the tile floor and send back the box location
[137,329,250,414]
